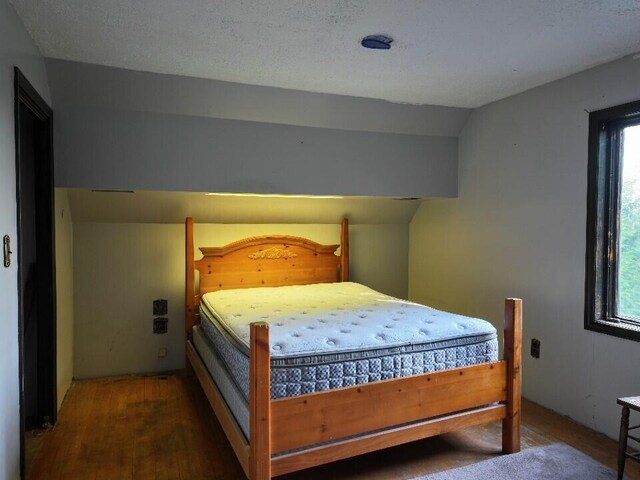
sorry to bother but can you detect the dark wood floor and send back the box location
[27,374,638,480]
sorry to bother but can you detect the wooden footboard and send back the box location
[188,299,522,480]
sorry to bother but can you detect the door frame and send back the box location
[14,67,56,478]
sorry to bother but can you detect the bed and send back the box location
[184,217,522,479]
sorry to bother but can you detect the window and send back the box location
[585,100,640,341]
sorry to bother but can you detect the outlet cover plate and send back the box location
[153,317,168,334]
[531,338,541,358]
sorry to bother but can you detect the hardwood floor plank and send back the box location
[60,381,99,480]
[129,375,148,479]
[154,376,182,480]
[171,376,203,480]
[93,378,119,480]
[134,376,158,480]
[27,373,640,480]
[177,376,207,478]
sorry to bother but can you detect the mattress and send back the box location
[198,282,498,401]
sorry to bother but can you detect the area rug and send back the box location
[415,443,617,479]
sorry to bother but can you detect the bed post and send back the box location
[185,217,195,343]
[502,298,522,454]
[340,218,349,282]
[250,322,271,480]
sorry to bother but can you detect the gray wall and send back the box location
[46,59,470,137]
[408,53,640,441]
[0,2,51,478]
[54,107,457,197]
[73,222,408,378]
[46,60,466,198]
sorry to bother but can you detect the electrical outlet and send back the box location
[153,299,168,316]
[531,338,541,358]
[158,348,168,359]
[153,317,168,334]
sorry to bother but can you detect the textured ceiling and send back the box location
[11,0,640,107]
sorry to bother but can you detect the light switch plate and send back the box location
[153,299,168,316]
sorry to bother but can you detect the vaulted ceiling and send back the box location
[11,0,640,108]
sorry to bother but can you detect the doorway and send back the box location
[14,67,56,476]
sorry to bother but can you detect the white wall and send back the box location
[0,1,51,478]
[409,53,640,440]
[54,189,74,410]
[74,222,408,379]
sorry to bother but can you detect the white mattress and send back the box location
[200,281,497,364]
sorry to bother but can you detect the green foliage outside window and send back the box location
[619,142,640,319]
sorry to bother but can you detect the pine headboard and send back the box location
[185,218,349,340]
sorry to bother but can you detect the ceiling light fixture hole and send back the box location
[361,35,393,50]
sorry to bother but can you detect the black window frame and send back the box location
[585,99,640,341]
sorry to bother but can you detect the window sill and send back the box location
[585,318,640,342]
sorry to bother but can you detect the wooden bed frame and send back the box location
[184,217,522,479]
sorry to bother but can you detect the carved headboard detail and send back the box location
[247,248,297,260]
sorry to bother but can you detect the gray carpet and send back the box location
[416,443,618,479]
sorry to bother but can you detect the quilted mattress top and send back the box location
[200,282,497,362]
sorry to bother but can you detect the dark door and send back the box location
[14,67,56,475]
[19,97,41,428]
